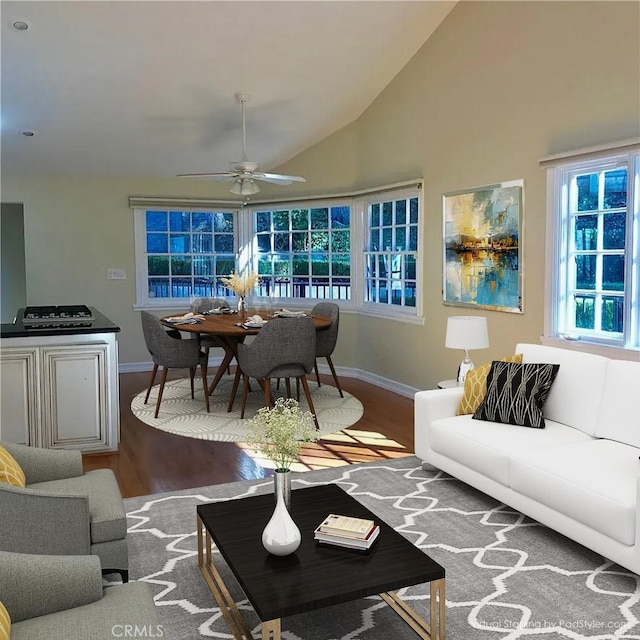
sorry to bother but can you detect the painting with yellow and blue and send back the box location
[443,180,523,313]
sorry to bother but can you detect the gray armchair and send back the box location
[311,302,343,397]
[0,551,160,640]
[141,310,210,418]
[233,317,320,429]
[0,442,128,581]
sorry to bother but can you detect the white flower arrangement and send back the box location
[220,271,259,298]
[245,398,318,471]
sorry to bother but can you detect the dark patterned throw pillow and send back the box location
[472,361,560,429]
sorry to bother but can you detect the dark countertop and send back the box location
[1,306,121,339]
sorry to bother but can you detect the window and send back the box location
[362,188,420,313]
[134,203,240,307]
[133,182,422,320]
[252,203,351,300]
[544,142,639,351]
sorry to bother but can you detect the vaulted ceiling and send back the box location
[1,1,456,180]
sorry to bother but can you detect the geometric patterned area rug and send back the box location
[123,457,640,639]
[130,377,364,442]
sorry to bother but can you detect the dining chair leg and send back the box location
[189,367,196,399]
[264,378,271,408]
[227,365,242,412]
[299,376,320,430]
[285,378,292,398]
[326,356,344,398]
[154,367,170,418]
[240,374,250,419]
[314,360,322,388]
[200,363,210,413]
[296,378,301,401]
[144,363,159,404]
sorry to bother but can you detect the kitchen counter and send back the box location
[1,306,120,338]
[1,306,120,452]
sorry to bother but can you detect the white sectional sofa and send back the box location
[415,343,640,575]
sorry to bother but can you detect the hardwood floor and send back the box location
[82,370,416,498]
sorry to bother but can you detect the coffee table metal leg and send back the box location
[379,578,445,640]
[431,578,445,640]
[197,515,256,640]
[261,618,281,640]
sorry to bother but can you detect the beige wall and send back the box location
[277,0,640,389]
[2,1,639,390]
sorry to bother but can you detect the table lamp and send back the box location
[445,316,489,385]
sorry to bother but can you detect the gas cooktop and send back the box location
[23,305,94,328]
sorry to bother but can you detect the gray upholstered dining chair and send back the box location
[233,317,320,429]
[141,311,210,418]
[0,442,129,582]
[311,301,343,397]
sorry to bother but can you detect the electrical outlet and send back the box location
[107,268,127,280]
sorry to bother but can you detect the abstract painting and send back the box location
[443,180,523,313]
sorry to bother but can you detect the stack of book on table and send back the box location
[314,513,380,550]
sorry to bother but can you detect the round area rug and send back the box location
[131,377,364,441]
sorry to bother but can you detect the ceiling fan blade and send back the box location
[177,171,239,181]
[255,172,306,184]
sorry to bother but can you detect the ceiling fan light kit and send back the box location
[230,179,260,196]
[178,92,305,197]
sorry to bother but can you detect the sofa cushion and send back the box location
[10,582,160,640]
[516,344,608,436]
[595,359,640,448]
[28,470,126,544]
[457,353,523,415]
[510,439,638,546]
[472,361,560,429]
[430,414,592,486]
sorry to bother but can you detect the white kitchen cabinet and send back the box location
[0,331,120,452]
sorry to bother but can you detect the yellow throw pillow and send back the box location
[0,445,26,487]
[0,601,10,640]
[457,353,523,415]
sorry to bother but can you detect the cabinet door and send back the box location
[0,347,40,446]
[40,344,110,450]
[0,348,39,445]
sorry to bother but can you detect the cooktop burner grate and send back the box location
[23,305,94,326]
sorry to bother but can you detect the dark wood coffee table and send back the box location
[196,483,445,639]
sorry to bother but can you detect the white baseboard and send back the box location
[119,359,418,399]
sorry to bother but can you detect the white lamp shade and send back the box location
[445,316,489,350]
[230,179,260,196]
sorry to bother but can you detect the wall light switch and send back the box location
[107,268,127,280]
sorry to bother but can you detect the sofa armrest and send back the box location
[0,485,91,556]
[414,388,463,462]
[0,441,83,483]
[0,551,104,623]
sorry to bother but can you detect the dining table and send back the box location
[160,310,332,403]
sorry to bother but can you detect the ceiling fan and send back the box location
[177,92,306,196]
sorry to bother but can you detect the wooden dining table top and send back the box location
[160,310,331,337]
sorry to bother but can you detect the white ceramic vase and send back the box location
[262,471,300,556]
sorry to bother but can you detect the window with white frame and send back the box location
[251,202,351,300]
[362,187,420,312]
[133,182,422,318]
[133,202,241,307]
[544,142,639,350]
